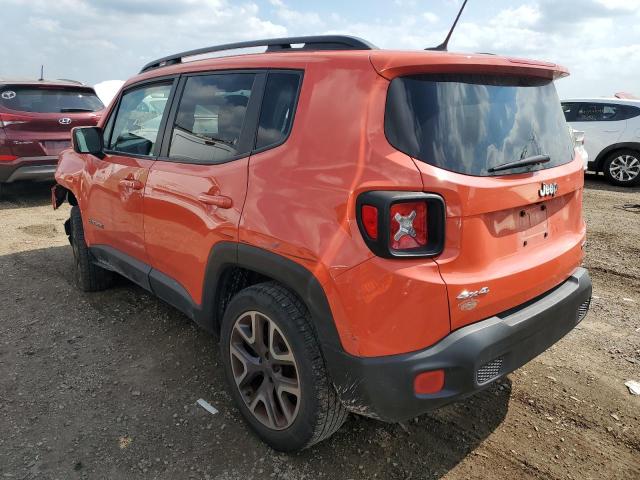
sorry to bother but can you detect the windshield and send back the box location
[385,74,574,176]
[0,86,104,113]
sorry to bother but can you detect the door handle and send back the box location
[197,193,233,209]
[119,179,144,190]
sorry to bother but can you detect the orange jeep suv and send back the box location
[52,36,592,451]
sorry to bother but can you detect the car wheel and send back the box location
[603,150,640,187]
[69,206,115,291]
[220,282,348,451]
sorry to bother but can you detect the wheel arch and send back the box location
[593,142,640,171]
[197,242,344,356]
[51,184,79,209]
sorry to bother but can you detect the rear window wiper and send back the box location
[488,154,550,173]
[60,108,95,113]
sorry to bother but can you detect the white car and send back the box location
[562,98,640,187]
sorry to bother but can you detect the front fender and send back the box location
[53,149,88,208]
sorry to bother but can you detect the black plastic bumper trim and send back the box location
[326,267,592,421]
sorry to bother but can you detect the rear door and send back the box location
[0,85,103,157]
[143,71,264,306]
[83,80,174,265]
[571,102,627,160]
[385,74,586,331]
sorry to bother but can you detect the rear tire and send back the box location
[69,206,115,292]
[602,149,640,187]
[220,282,348,451]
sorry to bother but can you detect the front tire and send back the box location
[603,150,640,187]
[69,206,115,292]
[220,282,348,451]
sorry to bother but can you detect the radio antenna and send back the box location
[38,65,44,81]
[426,0,469,51]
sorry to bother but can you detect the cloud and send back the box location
[0,0,286,84]
[1,0,638,99]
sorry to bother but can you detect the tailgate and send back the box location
[382,66,586,331]
[416,159,586,331]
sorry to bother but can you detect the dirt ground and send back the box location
[0,174,638,480]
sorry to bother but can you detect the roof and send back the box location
[0,78,92,89]
[126,49,567,90]
[129,35,567,87]
[562,98,640,106]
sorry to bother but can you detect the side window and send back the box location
[576,103,622,122]
[102,104,117,146]
[618,105,640,121]
[169,73,255,163]
[255,72,301,150]
[561,102,579,122]
[108,83,172,156]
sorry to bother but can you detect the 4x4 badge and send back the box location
[539,182,558,198]
[457,287,490,300]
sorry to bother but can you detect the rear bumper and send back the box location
[326,267,592,422]
[0,156,58,183]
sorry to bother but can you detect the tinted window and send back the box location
[108,83,172,156]
[0,86,103,113]
[255,72,301,150]
[576,103,619,121]
[385,75,574,176]
[575,103,640,122]
[562,102,579,122]
[169,73,255,163]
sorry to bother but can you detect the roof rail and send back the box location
[139,35,378,73]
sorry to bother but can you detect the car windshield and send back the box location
[385,74,574,176]
[0,86,104,113]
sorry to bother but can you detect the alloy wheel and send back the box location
[229,311,301,430]
[609,154,640,182]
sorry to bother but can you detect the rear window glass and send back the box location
[0,86,104,113]
[385,75,574,176]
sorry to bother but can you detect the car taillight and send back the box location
[0,155,18,162]
[361,205,378,240]
[390,201,427,250]
[0,113,30,128]
[356,191,445,258]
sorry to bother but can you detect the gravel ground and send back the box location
[0,174,638,480]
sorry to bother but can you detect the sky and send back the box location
[1,0,639,100]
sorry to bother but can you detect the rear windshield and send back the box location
[0,86,104,113]
[385,75,574,176]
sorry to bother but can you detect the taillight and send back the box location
[0,113,30,128]
[361,205,378,240]
[0,155,18,162]
[390,201,427,250]
[356,191,445,258]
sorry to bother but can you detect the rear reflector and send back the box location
[361,205,378,240]
[0,155,18,162]
[414,369,445,394]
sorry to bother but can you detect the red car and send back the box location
[0,79,103,195]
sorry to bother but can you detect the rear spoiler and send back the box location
[369,51,569,81]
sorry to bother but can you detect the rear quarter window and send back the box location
[0,86,104,113]
[255,72,301,150]
[385,74,574,176]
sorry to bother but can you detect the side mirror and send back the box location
[72,127,103,156]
